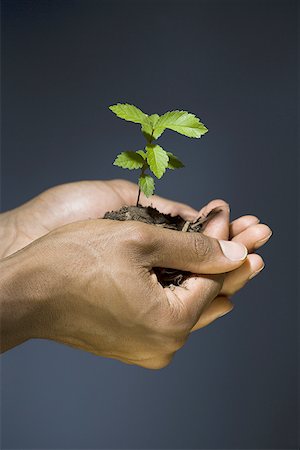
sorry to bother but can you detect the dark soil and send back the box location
[103,204,221,287]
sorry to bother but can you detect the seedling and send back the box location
[109,103,208,205]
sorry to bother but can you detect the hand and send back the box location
[0,179,272,330]
[0,179,198,258]
[189,200,272,330]
[0,212,248,368]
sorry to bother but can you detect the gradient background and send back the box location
[1,0,298,449]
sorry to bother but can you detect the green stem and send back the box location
[136,128,154,206]
[148,129,154,145]
[136,166,145,207]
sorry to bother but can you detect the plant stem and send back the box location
[135,128,154,206]
[148,129,154,145]
[136,186,141,207]
[136,166,146,206]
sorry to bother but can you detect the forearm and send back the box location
[0,247,51,352]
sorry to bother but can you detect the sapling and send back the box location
[109,103,208,205]
[104,103,217,286]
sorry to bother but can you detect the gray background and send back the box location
[1,0,298,448]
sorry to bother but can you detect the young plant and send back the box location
[109,103,208,206]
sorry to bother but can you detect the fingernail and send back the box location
[254,232,273,249]
[219,240,248,261]
[249,264,265,280]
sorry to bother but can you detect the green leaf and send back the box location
[154,110,208,138]
[139,174,155,197]
[141,124,153,141]
[152,126,165,140]
[146,144,169,179]
[166,152,185,169]
[109,103,151,127]
[142,114,164,141]
[113,151,144,170]
[149,114,160,128]
[136,150,147,160]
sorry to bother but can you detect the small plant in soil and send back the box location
[110,103,208,203]
[104,103,219,287]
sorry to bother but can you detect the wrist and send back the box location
[0,244,56,352]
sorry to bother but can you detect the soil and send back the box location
[103,204,221,287]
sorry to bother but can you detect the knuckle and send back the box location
[191,233,212,260]
[124,222,155,251]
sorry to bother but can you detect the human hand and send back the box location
[0,179,272,332]
[0,213,248,368]
[0,179,198,258]
[187,200,272,330]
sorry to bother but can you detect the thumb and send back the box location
[159,199,241,328]
[148,226,247,275]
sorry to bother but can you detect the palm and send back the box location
[22,180,134,231]
[8,179,197,253]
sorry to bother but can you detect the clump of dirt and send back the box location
[103,205,220,287]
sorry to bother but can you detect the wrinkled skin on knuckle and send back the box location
[191,233,212,261]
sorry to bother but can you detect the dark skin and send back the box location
[0,179,272,367]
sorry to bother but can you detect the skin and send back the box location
[0,179,272,369]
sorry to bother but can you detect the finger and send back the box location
[229,223,272,253]
[220,253,264,296]
[190,296,234,331]
[146,216,247,275]
[232,223,272,252]
[164,273,224,322]
[230,215,260,238]
[161,200,236,322]
[200,199,230,240]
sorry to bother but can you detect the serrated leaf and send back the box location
[141,122,153,141]
[146,144,169,179]
[152,126,165,140]
[142,114,164,141]
[139,174,155,197]
[166,152,185,169]
[113,151,144,170]
[149,114,160,128]
[136,150,147,160]
[154,110,208,138]
[109,103,151,127]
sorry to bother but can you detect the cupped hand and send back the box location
[0,179,197,258]
[190,200,272,330]
[0,179,272,333]
[1,213,249,367]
